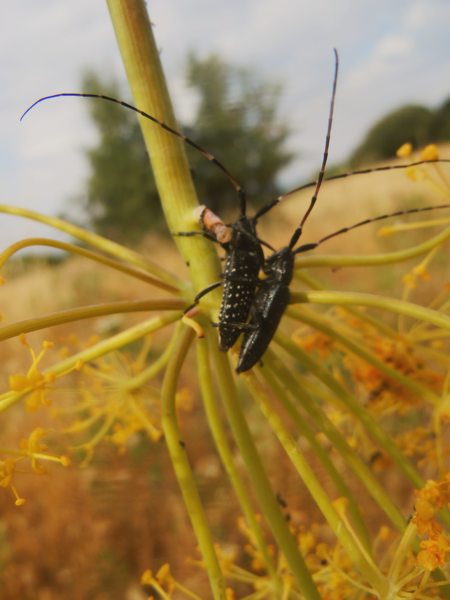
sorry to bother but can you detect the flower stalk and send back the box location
[161,324,227,599]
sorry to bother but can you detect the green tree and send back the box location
[349,105,433,166]
[429,97,450,141]
[184,53,295,218]
[80,55,295,243]
[80,72,162,243]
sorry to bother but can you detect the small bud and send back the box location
[396,142,413,158]
[420,144,439,161]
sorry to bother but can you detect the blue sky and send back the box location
[1,0,449,247]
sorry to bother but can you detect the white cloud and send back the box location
[404,0,450,29]
[375,35,413,59]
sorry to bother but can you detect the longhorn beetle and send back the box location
[21,55,450,357]
[236,203,450,373]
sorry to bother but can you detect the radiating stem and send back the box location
[0,313,179,412]
[245,367,386,592]
[196,338,282,591]
[287,306,441,405]
[296,226,450,268]
[0,238,178,292]
[290,290,450,330]
[161,325,226,599]
[0,299,183,342]
[0,204,178,286]
[209,332,321,598]
[274,332,424,489]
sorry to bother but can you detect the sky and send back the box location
[1,0,449,247]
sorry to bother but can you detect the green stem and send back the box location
[106,0,221,305]
[0,299,183,342]
[274,333,424,489]
[287,306,441,405]
[124,339,176,391]
[296,226,450,268]
[208,332,320,598]
[196,337,282,591]
[294,270,399,339]
[161,325,226,599]
[261,352,372,550]
[0,238,178,292]
[0,313,179,412]
[258,352,405,530]
[245,367,386,592]
[290,290,450,330]
[0,204,177,286]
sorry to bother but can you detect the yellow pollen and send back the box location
[396,142,413,158]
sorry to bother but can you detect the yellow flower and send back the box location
[19,427,70,473]
[420,144,439,161]
[396,142,413,158]
[8,338,56,410]
[156,563,175,593]
[140,568,153,586]
[299,529,317,554]
[402,272,417,289]
[413,265,430,281]
[417,534,450,570]
[0,458,26,506]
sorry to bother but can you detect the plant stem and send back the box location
[106,0,221,302]
[296,226,450,268]
[162,326,226,599]
[287,306,441,405]
[246,367,385,592]
[209,332,321,598]
[291,290,450,330]
[0,300,183,342]
[0,238,178,292]
[196,338,282,591]
[0,204,178,285]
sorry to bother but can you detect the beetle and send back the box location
[180,203,266,351]
[236,201,450,373]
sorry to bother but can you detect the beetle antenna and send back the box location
[288,48,338,249]
[21,92,248,216]
[294,203,450,255]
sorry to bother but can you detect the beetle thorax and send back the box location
[264,247,294,284]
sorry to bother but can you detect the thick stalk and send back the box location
[106,0,221,302]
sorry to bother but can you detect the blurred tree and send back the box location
[429,97,450,141]
[184,53,295,218]
[349,105,433,166]
[80,72,162,243]
[79,54,295,243]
